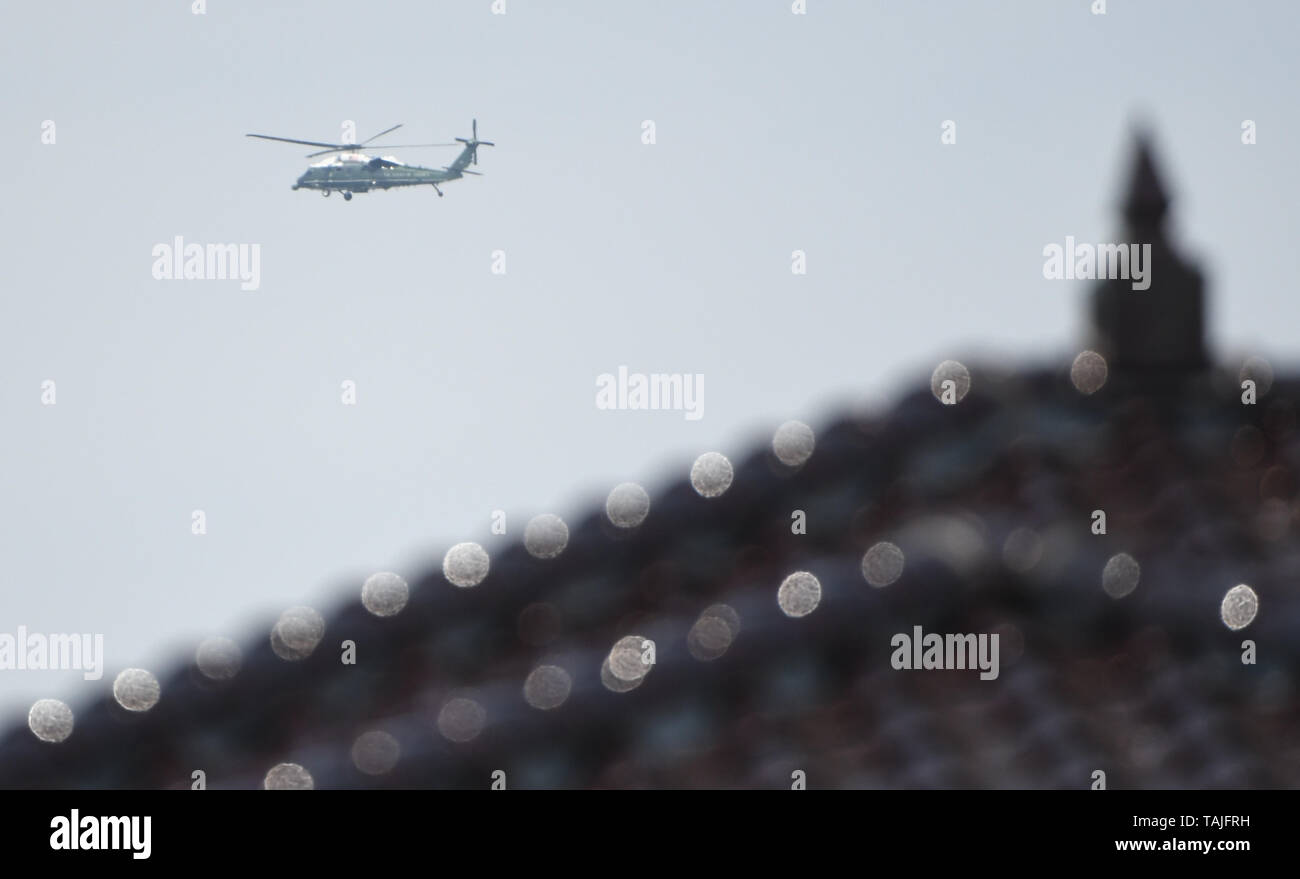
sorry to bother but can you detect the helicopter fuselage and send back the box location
[291,154,460,196]
[249,119,491,201]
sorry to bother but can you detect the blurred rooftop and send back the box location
[2,137,1296,790]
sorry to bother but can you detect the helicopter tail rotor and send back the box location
[454,118,495,166]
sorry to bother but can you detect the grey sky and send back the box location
[2,0,1297,714]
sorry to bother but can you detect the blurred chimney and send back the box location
[1090,132,1209,380]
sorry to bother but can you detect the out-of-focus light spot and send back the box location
[1102,553,1140,599]
[1070,350,1108,395]
[28,699,73,743]
[687,603,740,660]
[605,483,650,528]
[443,542,490,588]
[1259,465,1295,500]
[517,602,561,646]
[523,664,573,710]
[778,571,822,617]
[361,572,409,617]
[600,656,644,693]
[113,668,160,712]
[1239,356,1274,396]
[271,606,325,661]
[524,514,569,559]
[686,616,731,660]
[1220,584,1259,631]
[1034,523,1081,581]
[607,635,652,682]
[899,513,989,576]
[990,621,1025,667]
[690,452,734,498]
[772,421,815,467]
[437,697,487,742]
[861,541,905,587]
[931,360,971,404]
[351,731,401,776]
[1255,499,1291,542]
[704,602,741,634]
[195,637,242,681]
[264,763,314,790]
[1002,527,1043,573]
[1231,425,1267,468]
[1127,726,1167,770]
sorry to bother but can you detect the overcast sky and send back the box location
[2,0,1297,715]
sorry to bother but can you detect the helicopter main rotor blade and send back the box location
[360,142,459,149]
[246,133,346,149]
[303,142,459,158]
[361,123,403,145]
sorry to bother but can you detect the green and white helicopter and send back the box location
[247,119,493,200]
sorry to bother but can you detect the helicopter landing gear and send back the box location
[322,190,331,198]
[432,184,444,198]
[343,191,352,201]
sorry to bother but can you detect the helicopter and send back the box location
[246,119,493,200]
